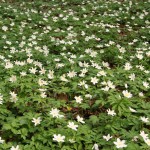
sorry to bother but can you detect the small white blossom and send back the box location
[20,72,27,76]
[9,75,17,83]
[38,78,48,86]
[91,77,99,85]
[140,116,149,123]
[69,139,75,143]
[32,117,41,126]
[122,90,132,98]
[48,70,54,79]
[132,136,138,142]
[67,122,78,131]
[10,91,18,103]
[74,96,83,104]
[29,67,37,74]
[39,67,46,75]
[129,107,137,112]
[144,138,150,146]
[0,137,4,144]
[5,62,13,69]
[97,70,106,76]
[0,94,3,105]
[60,74,68,82]
[76,115,85,123]
[103,134,113,141]
[92,143,99,150]
[143,82,149,89]
[114,138,127,149]
[139,92,144,97]
[107,81,115,89]
[129,73,135,81]
[10,145,20,150]
[53,134,65,142]
[67,71,77,78]
[124,62,132,70]
[140,131,149,140]
[107,109,116,116]
[2,26,8,31]
[50,108,64,118]
[40,92,47,98]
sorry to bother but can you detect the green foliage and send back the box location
[0,0,150,149]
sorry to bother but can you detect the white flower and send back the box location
[38,78,48,86]
[0,137,4,144]
[97,70,106,76]
[69,139,75,143]
[48,70,54,79]
[9,75,17,82]
[143,82,149,89]
[122,90,132,98]
[138,65,144,71]
[90,51,97,57]
[27,58,33,64]
[56,63,65,68]
[146,51,150,57]
[6,41,12,45]
[140,116,149,123]
[79,73,85,77]
[10,145,20,150]
[81,68,88,74]
[144,70,149,74]
[124,62,132,70]
[92,143,99,150]
[0,100,3,104]
[76,115,85,123]
[32,117,41,126]
[74,96,83,104]
[136,54,143,60]
[10,91,18,103]
[29,67,37,74]
[101,86,109,91]
[10,91,17,97]
[140,131,149,140]
[67,71,77,78]
[102,61,109,68]
[103,134,113,141]
[132,136,138,142]
[0,94,3,105]
[129,107,137,112]
[50,108,60,118]
[5,62,13,69]
[78,80,88,89]
[107,109,116,116]
[53,134,65,142]
[107,81,115,89]
[124,84,128,89]
[144,138,150,146]
[139,92,144,97]
[50,108,63,118]
[85,94,92,99]
[60,74,68,82]
[114,138,127,149]
[91,77,99,85]
[67,122,78,131]
[129,73,135,81]
[40,92,47,98]
[20,72,27,76]
[39,67,46,75]
[2,26,8,31]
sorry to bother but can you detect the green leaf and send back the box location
[89,115,99,125]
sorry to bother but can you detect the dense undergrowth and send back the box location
[0,0,150,149]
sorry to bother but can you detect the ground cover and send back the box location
[0,0,150,149]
